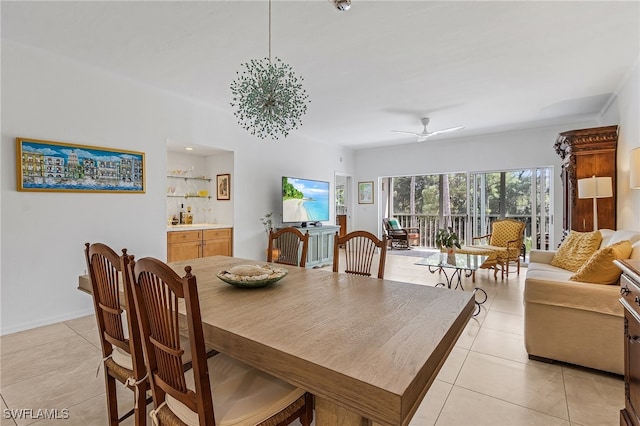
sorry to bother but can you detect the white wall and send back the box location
[600,59,640,230]
[0,41,355,334]
[353,122,598,244]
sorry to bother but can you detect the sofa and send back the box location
[524,229,640,375]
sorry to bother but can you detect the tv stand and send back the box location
[279,225,340,268]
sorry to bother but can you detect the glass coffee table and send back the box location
[415,252,488,316]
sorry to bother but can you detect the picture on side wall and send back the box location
[16,137,145,193]
[358,181,374,204]
[217,174,231,200]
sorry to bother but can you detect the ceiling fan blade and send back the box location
[428,126,465,136]
[391,130,422,136]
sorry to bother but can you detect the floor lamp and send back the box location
[577,175,613,230]
[631,147,640,189]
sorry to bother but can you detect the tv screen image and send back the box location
[282,177,330,224]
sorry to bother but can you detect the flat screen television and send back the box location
[282,176,330,226]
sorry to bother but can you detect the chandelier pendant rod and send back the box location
[268,0,272,63]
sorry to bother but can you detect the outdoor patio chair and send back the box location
[382,218,419,249]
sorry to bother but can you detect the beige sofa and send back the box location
[524,229,640,375]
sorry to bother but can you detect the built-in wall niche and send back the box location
[166,153,212,225]
[166,147,235,226]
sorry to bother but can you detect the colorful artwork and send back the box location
[358,181,374,204]
[16,138,145,193]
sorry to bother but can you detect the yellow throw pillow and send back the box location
[550,230,602,272]
[570,240,633,284]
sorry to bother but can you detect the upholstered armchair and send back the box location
[470,219,526,279]
[383,218,420,249]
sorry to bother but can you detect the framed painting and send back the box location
[16,137,145,193]
[358,181,374,204]
[217,173,231,200]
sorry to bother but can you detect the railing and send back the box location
[392,214,536,249]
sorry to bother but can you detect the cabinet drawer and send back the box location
[167,230,201,243]
[203,228,231,240]
[621,275,640,318]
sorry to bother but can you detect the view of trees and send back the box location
[392,170,537,218]
[390,168,551,248]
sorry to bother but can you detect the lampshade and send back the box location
[578,176,613,199]
[631,147,640,189]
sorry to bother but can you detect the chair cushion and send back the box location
[387,219,401,230]
[570,240,633,284]
[111,334,194,371]
[165,354,305,426]
[550,230,602,272]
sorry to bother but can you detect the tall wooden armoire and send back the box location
[554,125,618,235]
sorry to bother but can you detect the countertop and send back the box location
[167,223,232,232]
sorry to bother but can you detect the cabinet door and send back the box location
[202,228,232,257]
[167,241,201,262]
[167,230,202,262]
[202,239,231,257]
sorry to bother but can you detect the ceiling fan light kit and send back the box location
[230,0,310,140]
[391,117,464,142]
[329,0,352,11]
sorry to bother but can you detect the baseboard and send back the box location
[528,354,556,364]
[0,308,95,336]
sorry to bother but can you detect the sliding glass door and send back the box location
[389,167,553,254]
[469,168,552,253]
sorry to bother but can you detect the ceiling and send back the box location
[2,1,639,151]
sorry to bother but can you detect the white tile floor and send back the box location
[0,252,624,425]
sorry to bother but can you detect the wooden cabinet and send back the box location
[167,228,232,262]
[616,259,640,426]
[554,126,617,234]
[305,225,340,268]
[202,228,232,257]
[337,215,347,238]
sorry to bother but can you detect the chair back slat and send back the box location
[129,257,214,419]
[334,231,387,279]
[268,227,310,267]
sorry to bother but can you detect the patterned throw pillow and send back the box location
[570,240,633,284]
[550,230,602,272]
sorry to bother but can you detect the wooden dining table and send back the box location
[79,255,474,426]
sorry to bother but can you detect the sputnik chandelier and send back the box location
[230,0,309,140]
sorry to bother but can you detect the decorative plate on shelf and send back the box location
[216,264,288,288]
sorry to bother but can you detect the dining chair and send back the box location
[267,227,310,267]
[333,230,388,279]
[127,256,314,426]
[84,243,149,426]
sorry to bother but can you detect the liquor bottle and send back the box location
[185,206,193,224]
[179,204,185,224]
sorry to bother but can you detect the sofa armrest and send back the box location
[528,249,556,264]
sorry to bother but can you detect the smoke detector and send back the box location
[329,0,351,11]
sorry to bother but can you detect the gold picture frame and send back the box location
[16,137,145,193]
[217,173,231,200]
[358,181,374,204]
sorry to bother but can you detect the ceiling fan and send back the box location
[391,117,464,142]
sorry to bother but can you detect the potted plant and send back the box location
[260,213,280,260]
[435,227,461,254]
